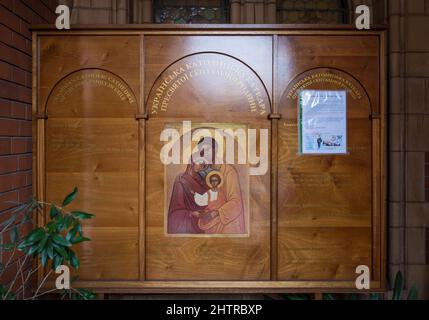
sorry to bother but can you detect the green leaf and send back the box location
[24,228,45,243]
[55,216,64,232]
[49,205,60,219]
[286,294,311,300]
[37,234,48,253]
[369,293,382,300]
[63,215,74,228]
[53,245,68,259]
[27,244,39,256]
[70,236,91,245]
[0,243,16,251]
[62,187,78,207]
[392,271,404,300]
[46,241,54,260]
[46,221,56,233]
[40,251,48,267]
[77,289,96,300]
[71,211,94,220]
[407,284,418,300]
[52,255,63,270]
[68,250,80,269]
[52,234,71,247]
[323,294,335,300]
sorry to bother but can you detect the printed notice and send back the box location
[299,90,347,154]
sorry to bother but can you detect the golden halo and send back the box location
[205,171,224,189]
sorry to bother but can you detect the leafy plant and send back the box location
[281,271,418,301]
[370,271,418,300]
[0,187,96,300]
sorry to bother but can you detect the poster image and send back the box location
[299,90,347,155]
[164,123,250,238]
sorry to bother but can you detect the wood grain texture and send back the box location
[40,36,141,281]
[277,35,380,281]
[34,27,386,291]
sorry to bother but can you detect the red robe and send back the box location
[167,165,208,234]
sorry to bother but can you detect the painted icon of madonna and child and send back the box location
[166,132,248,237]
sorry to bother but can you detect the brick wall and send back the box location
[0,0,58,288]
[425,152,429,200]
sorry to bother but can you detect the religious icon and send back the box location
[164,124,249,237]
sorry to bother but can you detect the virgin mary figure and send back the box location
[166,157,209,234]
[167,136,245,235]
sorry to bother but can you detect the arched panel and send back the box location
[145,49,272,281]
[277,67,375,280]
[44,68,140,280]
[147,52,271,119]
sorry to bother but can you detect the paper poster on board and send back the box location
[299,90,347,155]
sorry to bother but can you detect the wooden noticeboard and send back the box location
[32,25,386,293]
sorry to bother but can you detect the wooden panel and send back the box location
[144,38,272,280]
[33,27,385,291]
[278,228,371,280]
[39,36,140,114]
[277,35,379,281]
[40,35,140,281]
[71,227,139,280]
[145,120,271,280]
[144,35,273,107]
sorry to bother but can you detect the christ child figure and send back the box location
[196,171,226,233]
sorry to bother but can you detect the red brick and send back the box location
[0,189,18,211]
[0,5,21,35]
[0,172,27,192]
[21,0,56,23]
[18,18,31,39]
[0,43,31,71]
[0,97,12,117]
[0,0,14,12]
[18,120,31,136]
[0,80,21,102]
[11,102,27,119]
[0,24,13,43]
[10,137,31,154]
[0,137,11,154]
[24,104,31,120]
[13,1,34,24]
[0,80,31,103]
[18,154,31,170]
[24,71,31,87]
[11,66,27,86]
[18,185,32,203]
[0,100,27,119]
[0,60,12,80]
[0,155,18,174]
[24,170,31,185]
[0,118,20,136]
[10,29,29,54]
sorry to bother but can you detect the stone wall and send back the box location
[59,0,129,24]
[388,0,429,299]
